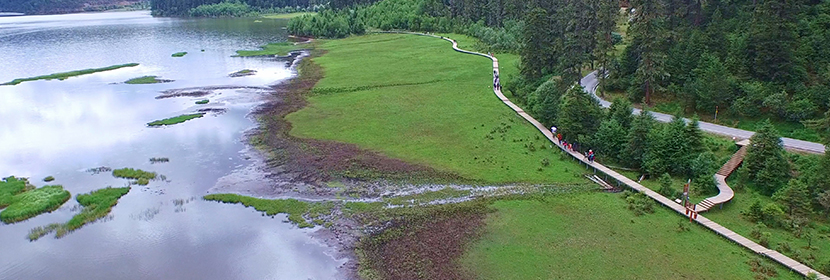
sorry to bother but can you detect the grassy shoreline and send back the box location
[2,63,139,86]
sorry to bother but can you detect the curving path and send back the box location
[581,71,826,154]
[388,32,829,279]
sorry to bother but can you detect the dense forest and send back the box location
[149,0,326,16]
[0,0,147,14]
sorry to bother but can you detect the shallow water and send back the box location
[0,11,342,280]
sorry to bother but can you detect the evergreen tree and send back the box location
[592,119,628,162]
[628,0,668,104]
[594,0,618,96]
[521,7,552,80]
[746,0,801,85]
[557,83,604,142]
[686,53,733,112]
[608,97,634,130]
[529,78,564,125]
[742,120,791,195]
[625,109,657,168]
[658,172,675,197]
[644,115,691,175]
[684,117,704,155]
[772,179,813,219]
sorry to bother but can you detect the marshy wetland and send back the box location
[0,11,342,279]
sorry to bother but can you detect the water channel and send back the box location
[0,11,343,280]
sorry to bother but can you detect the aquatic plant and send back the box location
[1,185,71,224]
[204,194,332,228]
[125,76,173,84]
[235,42,301,57]
[147,113,205,126]
[28,187,132,240]
[0,176,30,208]
[195,99,209,104]
[172,52,188,57]
[149,157,170,163]
[112,168,157,181]
[1,63,139,86]
[43,176,55,182]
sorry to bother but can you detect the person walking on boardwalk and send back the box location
[557,133,562,144]
[588,149,595,163]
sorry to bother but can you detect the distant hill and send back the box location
[0,0,148,15]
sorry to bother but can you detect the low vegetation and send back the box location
[125,75,173,84]
[28,187,131,240]
[43,176,55,182]
[1,63,139,85]
[229,69,256,77]
[261,12,316,19]
[459,192,801,279]
[146,113,205,126]
[195,99,209,104]
[112,168,157,185]
[235,42,303,57]
[286,34,584,184]
[171,52,187,57]
[1,185,71,224]
[203,194,333,228]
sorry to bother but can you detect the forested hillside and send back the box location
[0,0,147,14]
[149,0,327,16]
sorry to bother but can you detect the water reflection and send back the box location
[0,11,341,280]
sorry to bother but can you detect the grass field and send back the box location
[146,113,205,127]
[461,192,802,279]
[706,187,830,274]
[1,63,139,85]
[236,42,304,57]
[285,34,584,184]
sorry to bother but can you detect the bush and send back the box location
[622,191,655,216]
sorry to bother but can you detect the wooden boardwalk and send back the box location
[403,32,829,280]
[697,143,748,212]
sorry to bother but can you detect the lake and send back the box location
[0,11,343,280]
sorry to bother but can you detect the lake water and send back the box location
[0,11,343,280]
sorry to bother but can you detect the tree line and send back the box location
[150,0,326,16]
[0,0,146,14]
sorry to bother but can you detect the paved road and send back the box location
[580,71,827,154]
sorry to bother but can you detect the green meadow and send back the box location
[285,34,584,184]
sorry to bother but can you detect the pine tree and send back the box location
[608,97,634,130]
[594,0,618,95]
[629,0,668,104]
[658,172,675,197]
[529,78,565,125]
[625,109,657,168]
[742,120,791,195]
[521,7,552,80]
[685,117,704,155]
[592,119,628,162]
[746,0,800,85]
[556,83,604,142]
[772,179,812,219]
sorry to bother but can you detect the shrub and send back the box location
[622,191,655,216]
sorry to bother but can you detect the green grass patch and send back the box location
[0,176,32,208]
[285,34,584,184]
[43,176,55,182]
[28,187,131,240]
[235,42,303,57]
[146,113,205,127]
[195,99,209,104]
[261,12,316,19]
[706,188,830,273]
[204,194,333,228]
[1,63,139,85]
[461,192,801,279]
[112,168,157,181]
[172,52,188,57]
[1,185,70,224]
[125,75,172,84]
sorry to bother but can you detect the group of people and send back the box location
[493,70,501,91]
[551,126,595,163]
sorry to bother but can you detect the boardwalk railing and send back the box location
[391,32,828,280]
